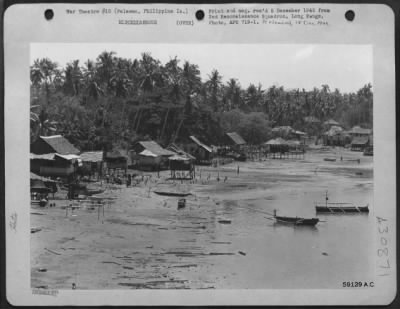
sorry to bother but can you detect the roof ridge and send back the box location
[40,135,62,139]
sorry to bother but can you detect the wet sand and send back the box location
[31,148,374,289]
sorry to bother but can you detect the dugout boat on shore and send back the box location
[315,192,369,214]
[153,190,192,197]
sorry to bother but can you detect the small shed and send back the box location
[322,126,350,146]
[187,136,213,165]
[30,172,58,198]
[166,144,195,179]
[30,135,80,178]
[138,149,162,171]
[351,136,370,151]
[265,138,289,153]
[132,141,175,171]
[79,151,104,177]
[105,149,128,173]
[168,155,195,179]
[349,126,372,138]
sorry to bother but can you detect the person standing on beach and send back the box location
[126,174,131,187]
[237,165,240,175]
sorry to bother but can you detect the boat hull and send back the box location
[154,191,191,197]
[315,205,369,213]
[275,216,319,226]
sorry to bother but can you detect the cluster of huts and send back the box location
[29,132,249,182]
[320,120,373,152]
[30,120,372,183]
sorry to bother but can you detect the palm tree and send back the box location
[244,83,264,111]
[133,53,164,132]
[182,61,201,114]
[63,60,83,96]
[30,63,43,86]
[266,85,285,124]
[319,84,331,119]
[138,52,164,95]
[96,51,116,93]
[31,58,58,105]
[125,58,141,97]
[110,58,132,98]
[82,59,103,100]
[164,57,183,101]
[206,69,222,112]
[225,78,242,110]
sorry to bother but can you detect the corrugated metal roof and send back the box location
[324,119,340,126]
[139,150,158,157]
[189,136,212,152]
[80,151,103,162]
[30,153,56,160]
[226,132,246,145]
[137,141,175,156]
[30,172,57,182]
[39,135,80,155]
[265,137,287,145]
[55,153,80,161]
[169,155,190,161]
[167,143,196,160]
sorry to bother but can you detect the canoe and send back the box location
[315,191,369,214]
[154,191,191,197]
[86,188,105,196]
[31,199,47,207]
[316,205,369,213]
[274,215,319,226]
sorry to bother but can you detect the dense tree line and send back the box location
[30,51,373,150]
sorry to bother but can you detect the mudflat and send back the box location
[31,148,373,289]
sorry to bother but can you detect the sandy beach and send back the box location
[31,148,373,290]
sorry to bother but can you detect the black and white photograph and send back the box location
[29,43,374,289]
[4,3,396,306]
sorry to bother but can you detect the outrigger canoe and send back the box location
[315,204,369,213]
[273,210,319,226]
[153,191,192,197]
[274,215,319,226]
[315,191,369,214]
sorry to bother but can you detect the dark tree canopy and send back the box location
[30,52,373,150]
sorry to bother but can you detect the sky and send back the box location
[31,43,372,93]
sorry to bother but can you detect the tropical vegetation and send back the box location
[30,52,373,150]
